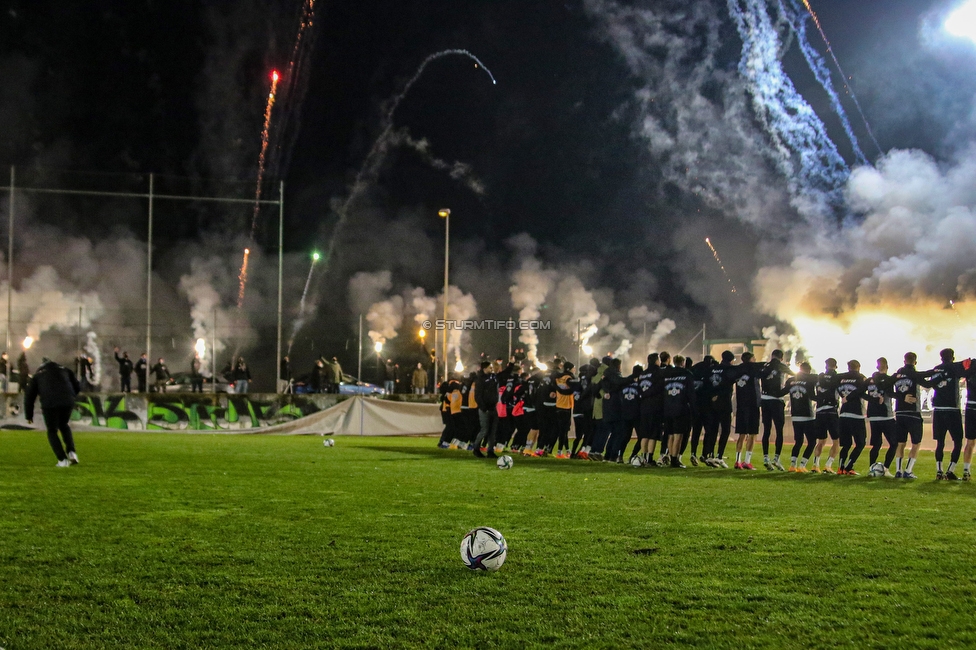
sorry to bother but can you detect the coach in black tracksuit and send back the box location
[474,361,500,458]
[25,358,81,466]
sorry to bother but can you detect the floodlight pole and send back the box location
[276,181,284,393]
[6,165,13,354]
[146,173,154,388]
[357,313,363,382]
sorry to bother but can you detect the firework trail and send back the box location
[792,0,882,156]
[248,70,279,242]
[237,248,251,307]
[705,238,739,295]
[727,0,849,219]
[268,0,319,182]
[237,71,279,307]
[320,50,497,267]
[287,254,320,353]
[777,0,866,165]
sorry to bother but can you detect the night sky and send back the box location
[1,0,975,385]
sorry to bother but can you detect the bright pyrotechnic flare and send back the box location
[536,361,548,372]
[195,337,207,362]
[705,237,739,295]
[454,359,464,373]
[946,0,976,42]
[237,248,250,307]
[374,341,383,353]
[22,336,33,350]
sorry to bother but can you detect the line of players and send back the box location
[437,347,976,480]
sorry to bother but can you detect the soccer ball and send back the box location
[460,527,507,571]
[323,438,335,447]
[869,462,886,477]
[630,455,643,468]
[496,455,513,470]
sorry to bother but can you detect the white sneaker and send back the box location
[67,451,79,465]
[718,459,729,469]
[56,459,71,468]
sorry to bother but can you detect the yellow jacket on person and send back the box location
[555,372,575,410]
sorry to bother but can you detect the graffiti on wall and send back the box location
[67,394,332,431]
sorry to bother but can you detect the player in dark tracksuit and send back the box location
[783,362,818,471]
[733,352,763,470]
[635,354,664,464]
[661,355,696,468]
[685,356,715,465]
[760,350,794,471]
[535,370,558,456]
[889,352,933,479]
[923,348,969,481]
[521,369,544,455]
[866,358,898,473]
[25,358,81,466]
[571,367,595,458]
[836,361,868,475]
[702,351,739,468]
[601,359,633,463]
[813,359,841,474]
[620,366,643,464]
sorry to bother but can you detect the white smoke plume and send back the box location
[648,318,677,352]
[348,270,393,317]
[553,276,601,351]
[84,331,102,385]
[760,325,801,361]
[366,296,404,346]
[409,287,437,327]
[10,265,105,341]
[756,148,976,368]
[440,286,478,363]
[508,235,556,362]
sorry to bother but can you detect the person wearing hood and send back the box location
[112,347,132,393]
[25,357,81,467]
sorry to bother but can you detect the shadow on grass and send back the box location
[366,444,976,497]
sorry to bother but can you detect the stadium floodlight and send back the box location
[312,252,321,262]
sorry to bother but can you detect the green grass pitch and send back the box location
[2,431,976,648]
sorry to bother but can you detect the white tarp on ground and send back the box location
[2,397,443,436]
[246,397,443,436]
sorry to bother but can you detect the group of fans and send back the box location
[438,348,976,481]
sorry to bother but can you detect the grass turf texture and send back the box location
[2,433,976,649]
